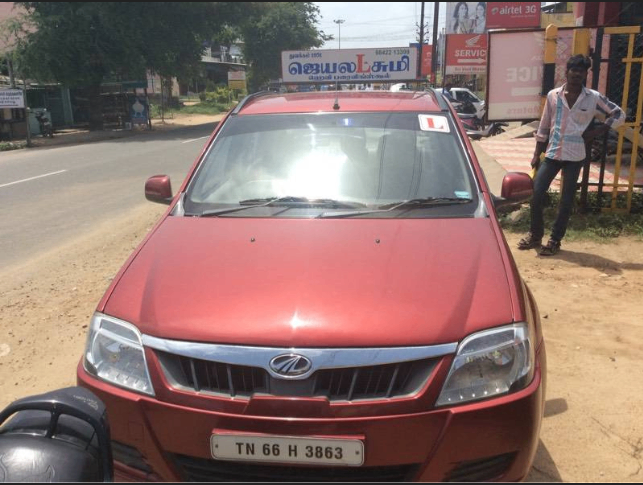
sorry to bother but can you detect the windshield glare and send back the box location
[185,112,477,216]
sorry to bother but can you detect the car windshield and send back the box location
[184,112,478,218]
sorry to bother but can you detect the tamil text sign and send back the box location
[445,34,487,75]
[486,2,541,29]
[487,30,544,121]
[0,89,25,108]
[281,48,418,83]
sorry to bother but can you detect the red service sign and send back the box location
[486,2,541,29]
[421,47,432,77]
[411,43,433,77]
[445,34,487,75]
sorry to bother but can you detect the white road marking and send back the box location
[0,169,67,189]
[181,136,210,144]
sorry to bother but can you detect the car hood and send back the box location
[104,217,514,347]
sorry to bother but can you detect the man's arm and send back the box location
[584,93,626,143]
[532,92,553,169]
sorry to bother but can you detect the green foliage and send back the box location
[500,190,643,242]
[233,2,330,90]
[0,141,27,151]
[205,80,217,93]
[13,2,220,85]
[176,103,232,115]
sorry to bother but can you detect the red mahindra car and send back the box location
[77,90,545,481]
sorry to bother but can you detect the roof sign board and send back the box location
[281,48,418,83]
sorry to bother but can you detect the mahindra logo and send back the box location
[269,354,312,377]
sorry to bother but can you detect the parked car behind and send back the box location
[78,90,544,482]
[449,87,486,120]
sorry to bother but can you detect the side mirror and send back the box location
[493,172,533,212]
[145,175,173,205]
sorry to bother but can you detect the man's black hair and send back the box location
[567,54,591,71]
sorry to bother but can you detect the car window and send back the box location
[184,112,478,217]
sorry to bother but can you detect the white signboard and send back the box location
[487,30,545,121]
[0,89,25,108]
[281,48,418,83]
[228,71,246,81]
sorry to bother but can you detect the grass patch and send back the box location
[500,190,643,242]
[0,141,26,151]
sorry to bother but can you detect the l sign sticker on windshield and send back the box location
[418,115,450,133]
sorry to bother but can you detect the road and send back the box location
[0,123,215,270]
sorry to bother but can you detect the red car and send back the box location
[78,90,545,481]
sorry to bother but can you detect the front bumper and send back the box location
[77,345,545,482]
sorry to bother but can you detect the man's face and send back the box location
[567,66,588,85]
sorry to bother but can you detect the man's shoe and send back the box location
[539,239,561,256]
[517,233,542,250]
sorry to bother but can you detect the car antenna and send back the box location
[333,80,340,110]
[333,18,344,111]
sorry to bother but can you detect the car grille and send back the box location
[171,454,420,481]
[445,452,516,482]
[156,351,438,402]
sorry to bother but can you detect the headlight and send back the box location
[436,323,534,407]
[84,313,154,396]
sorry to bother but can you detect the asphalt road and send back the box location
[0,123,216,271]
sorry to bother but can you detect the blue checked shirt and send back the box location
[535,84,625,162]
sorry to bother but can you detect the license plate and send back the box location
[210,433,364,466]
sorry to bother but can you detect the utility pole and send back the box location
[333,19,345,49]
[431,2,439,86]
[23,76,31,147]
[418,2,425,81]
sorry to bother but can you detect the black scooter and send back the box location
[0,387,113,482]
[34,110,54,138]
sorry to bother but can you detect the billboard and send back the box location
[281,47,418,83]
[487,30,544,121]
[446,2,487,34]
[486,2,541,29]
[409,43,433,78]
[445,34,487,75]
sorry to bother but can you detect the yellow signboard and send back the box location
[228,80,247,90]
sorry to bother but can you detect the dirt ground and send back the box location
[1,114,642,481]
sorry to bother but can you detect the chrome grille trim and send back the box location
[142,335,457,381]
[157,352,438,401]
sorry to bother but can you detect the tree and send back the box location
[13,2,220,130]
[215,2,330,91]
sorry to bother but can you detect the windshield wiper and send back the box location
[200,196,367,217]
[317,197,472,219]
[377,197,472,210]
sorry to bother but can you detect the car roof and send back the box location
[234,90,448,115]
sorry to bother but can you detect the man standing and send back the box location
[518,54,625,255]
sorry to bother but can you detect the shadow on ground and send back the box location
[542,248,643,273]
[526,439,564,482]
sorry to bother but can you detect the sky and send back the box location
[315,2,448,50]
